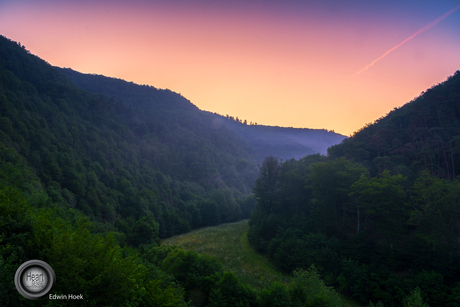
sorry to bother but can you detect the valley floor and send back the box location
[162,220,362,306]
[162,219,289,291]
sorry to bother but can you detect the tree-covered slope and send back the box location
[328,71,460,179]
[248,71,460,306]
[56,67,259,193]
[0,34,259,241]
[58,67,346,163]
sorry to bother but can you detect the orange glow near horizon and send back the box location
[1,1,459,136]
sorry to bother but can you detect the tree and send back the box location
[128,216,160,247]
[208,272,257,307]
[408,171,460,273]
[349,170,408,250]
[308,158,368,236]
[259,282,291,307]
[289,266,345,307]
[160,248,224,305]
[403,287,429,307]
[253,156,281,213]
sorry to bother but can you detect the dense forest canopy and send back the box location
[328,71,460,180]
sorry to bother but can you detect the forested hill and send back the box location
[0,34,262,240]
[56,67,259,192]
[328,71,460,179]
[247,70,460,306]
[211,114,346,160]
[58,67,346,162]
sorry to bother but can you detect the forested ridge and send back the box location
[249,72,460,306]
[0,34,262,242]
[328,72,460,179]
[57,67,347,163]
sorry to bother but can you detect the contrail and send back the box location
[354,4,460,76]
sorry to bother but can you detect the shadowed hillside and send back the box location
[248,71,460,307]
[329,71,460,179]
[58,68,346,163]
[0,34,260,241]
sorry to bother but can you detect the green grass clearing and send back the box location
[162,219,289,291]
[162,220,362,306]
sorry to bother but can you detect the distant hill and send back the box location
[0,34,259,240]
[328,70,460,179]
[210,114,346,160]
[58,68,346,163]
[56,67,260,192]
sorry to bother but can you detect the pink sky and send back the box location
[1,0,459,135]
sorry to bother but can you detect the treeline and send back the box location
[58,67,259,194]
[248,152,460,306]
[224,113,254,125]
[0,34,258,243]
[215,111,336,132]
[213,112,346,160]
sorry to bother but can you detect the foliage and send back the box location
[252,156,282,213]
[328,70,460,180]
[208,272,258,307]
[249,152,460,306]
[259,282,291,307]
[288,266,345,307]
[161,247,223,303]
[402,287,429,307]
[0,185,186,306]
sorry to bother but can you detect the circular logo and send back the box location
[14,260,56,300]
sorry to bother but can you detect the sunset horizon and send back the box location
[1,0,459,136]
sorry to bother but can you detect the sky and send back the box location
[1,0,459,136]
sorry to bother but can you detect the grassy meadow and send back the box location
[162,219,290,291]
[162,219,361,306]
